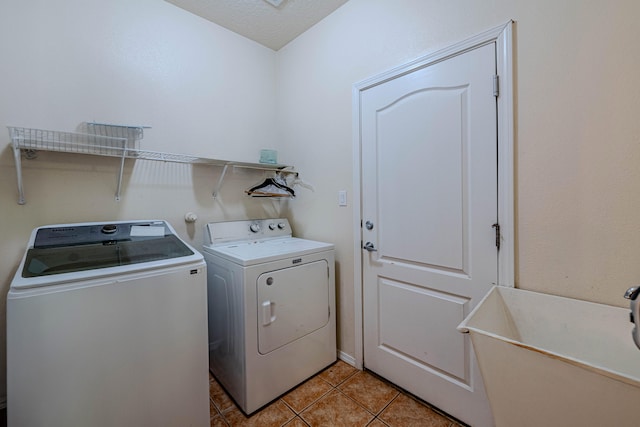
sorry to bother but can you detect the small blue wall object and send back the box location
[260,149,278,164]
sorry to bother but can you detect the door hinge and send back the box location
[493,75,499,97]
[492,223,501,250]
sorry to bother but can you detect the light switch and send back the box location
[338,190,347,206]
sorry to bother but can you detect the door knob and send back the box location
[363,242,377,252]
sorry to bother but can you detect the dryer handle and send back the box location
[261,300,276,326]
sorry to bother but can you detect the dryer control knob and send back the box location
[250,223,261,233]
[268,223,276,230]
[277,222,286,230]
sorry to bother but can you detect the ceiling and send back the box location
[165,0,350,51]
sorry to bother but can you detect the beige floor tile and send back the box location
[210,398,219,418]
[210,412,229,427]
[223,400,296,427]
[338,371,399,415]
[301,390,374,427]
[317,360,359,386]
[378,394,451,427]
[208,367,463,427]
[282,375,334,413]
[284,416,310,427]
[209,377,237,413]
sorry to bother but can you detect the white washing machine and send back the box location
[7,220,209,427]
[202,218,336,414]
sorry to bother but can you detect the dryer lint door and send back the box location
[257,260,330,354]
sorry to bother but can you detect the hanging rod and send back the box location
[211,164,297,199]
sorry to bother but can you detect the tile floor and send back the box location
[209,360,467,427]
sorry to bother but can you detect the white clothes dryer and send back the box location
[7,220,209,427]
[202,219,336,414]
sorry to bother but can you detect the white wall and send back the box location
[2,0,640,408]
[0,0,284,403]
[276,0,640,359]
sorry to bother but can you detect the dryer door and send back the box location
[257,260,330,354]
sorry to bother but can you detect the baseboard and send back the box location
[337,350,357,368]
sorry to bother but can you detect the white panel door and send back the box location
[361,43,497,427]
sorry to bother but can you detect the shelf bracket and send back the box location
[12,144,25,205]
[115,142,127,201]
[212,164,229,199]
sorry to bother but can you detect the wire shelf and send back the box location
[7,125,295,204]
[9,127,132,157]
[84,122,146,142]
[8,126,290,166]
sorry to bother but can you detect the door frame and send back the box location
[351,21,515,369]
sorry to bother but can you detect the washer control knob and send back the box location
[101,224,117,234]
[250,223,261,233]
[277,222,286,230]
[268,223,276,230]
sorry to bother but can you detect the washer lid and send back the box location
[205,237,333,266]
[12,220,202,289]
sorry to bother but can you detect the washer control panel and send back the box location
[33,221,168,248]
